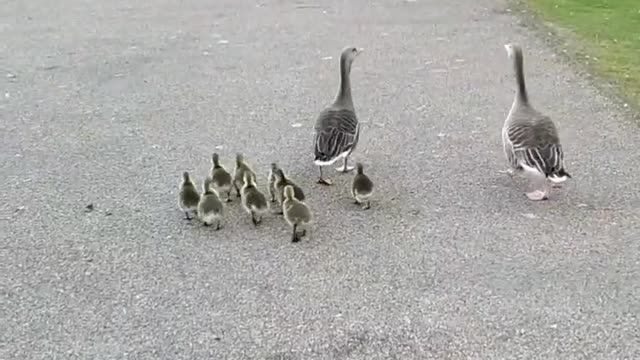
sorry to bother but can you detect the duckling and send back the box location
[210,153,233,202]
[197,177,224,229]
[267,162,279,203]
[179,171,200,220]
[351,162,374,210]
[274,168,306,214]
[233,153,256,198]
[241,172,269,226]
[282,185,312,243]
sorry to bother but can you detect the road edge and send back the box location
[507,0,640,124]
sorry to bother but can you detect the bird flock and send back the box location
[179,43,571,242]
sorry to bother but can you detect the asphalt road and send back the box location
[2,0,639,358]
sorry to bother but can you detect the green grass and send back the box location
[525,0,640,106]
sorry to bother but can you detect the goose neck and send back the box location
[335,57,353,107]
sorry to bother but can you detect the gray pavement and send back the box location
[2,0,639,358]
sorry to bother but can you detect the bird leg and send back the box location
[226,190,232,203]
[251,211,258,227]
[317,166,333,185]
[234,181,241,198]
[291,224,301,243]
[184,211,192,220]
[336,156,355,173]
[215,220,221,231]
[525,172,549,201]
[203,221,210,227]
[363,200,371,210]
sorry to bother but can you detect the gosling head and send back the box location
[283,185,296,201]
[275,168,286,180]
[212,153,220,166]
[355,162,365,175]
[183,171,192,183]
[270,162,278,172]
[236,153,244,164]
[243,171,256,187]
[203,177,213,192]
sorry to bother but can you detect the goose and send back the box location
[313,46,364,185]
[502,43,571,201]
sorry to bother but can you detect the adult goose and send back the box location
[502,43,571,201]
[313,46,363,185]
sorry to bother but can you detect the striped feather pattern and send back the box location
[313,108,359,163]
[506,118,569,178]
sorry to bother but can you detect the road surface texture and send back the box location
[2,0,639,359]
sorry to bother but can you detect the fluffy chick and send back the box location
[179,171,200,220]
[241,172,269,226]
[351,162,374,210]
[282,185,312,243]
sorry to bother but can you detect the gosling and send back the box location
[282,185,312,243]
[210,153,233,202]
[351,162,374,210]
[267,162,279,203]
[179,171,200,220]
[233,153,256,198]
[198,177,224,229]
[240,172,269,227]
[274,168,306,214]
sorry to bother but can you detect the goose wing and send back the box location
[506,115,567,177]
[313,108,359,163]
